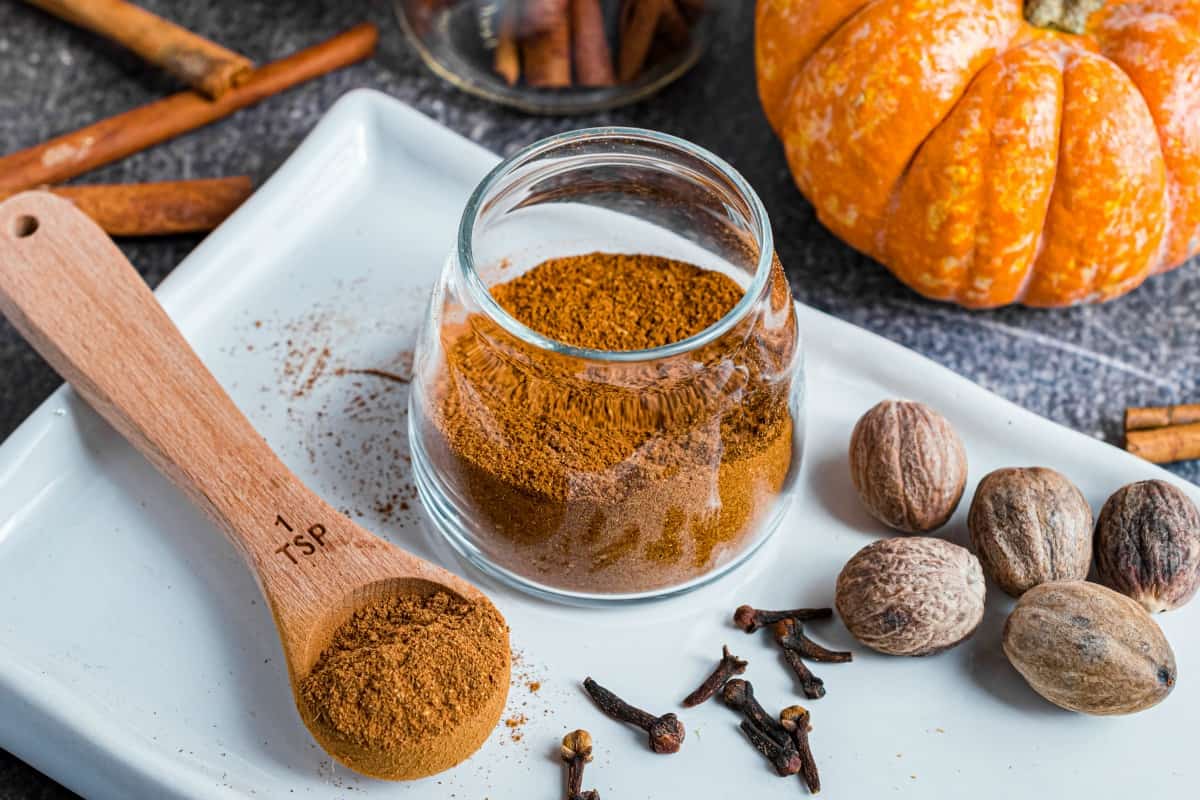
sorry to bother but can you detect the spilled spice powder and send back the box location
[418,252,798,593]
[299,592,509,758]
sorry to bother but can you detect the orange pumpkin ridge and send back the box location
[884,41,1065,308]
[1092,1,1200,269]
[779,0,1023,259]
[755,0,874,134]
[757,0,1199,308]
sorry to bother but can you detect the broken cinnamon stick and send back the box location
[618,0,664,82]
[1126,403,1200,432]
[0,23,378,197]
[17,178,253,237]
[522,3,571,87]
[24,0,254,100]
[494,0,522,86]
[1126,422,1200,465]
[571,0,616,86]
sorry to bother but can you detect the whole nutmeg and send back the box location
[1094,480,1200,613]
[849,400,967,532]
[1003,581,1176,715]
[968,467,1093,597]
[835,537,985,656]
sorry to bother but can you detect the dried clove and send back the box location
[773,618,853,664]
[779,646,827,700]
[740,719,802,777]
[720,679,791,747]
[583,677,685,754]
[723,679,802,777]
[682,645,748,707]
[780,706,821,794]
[733,604,834,633]
[561,729,599,800]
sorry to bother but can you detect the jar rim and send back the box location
[455,126,776,363]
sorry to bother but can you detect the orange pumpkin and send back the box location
[756,0,1200,308]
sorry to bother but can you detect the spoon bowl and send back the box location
[0,191,510,780]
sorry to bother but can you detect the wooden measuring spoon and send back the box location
[0,191,510,780]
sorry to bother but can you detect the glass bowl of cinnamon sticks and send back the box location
[396,0,712,114]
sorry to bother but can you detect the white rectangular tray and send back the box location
[0,90,1195,799]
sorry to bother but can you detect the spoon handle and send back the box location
[0,191,321,572]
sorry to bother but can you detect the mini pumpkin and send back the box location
[756,0,1200,308]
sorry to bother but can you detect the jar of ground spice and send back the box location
[410,128,803,601]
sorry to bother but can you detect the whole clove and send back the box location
[739,719,801,777]
[720,679,791,747]
[780,706,821,794]
[682,645,747,707]
[583,677,685,754]
[733,604,834,633]
[773,618,853,664]
[561,729,600,800]
[779,647,827,700]
[722,679,802,777]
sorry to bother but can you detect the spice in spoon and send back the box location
[298,591,509,774]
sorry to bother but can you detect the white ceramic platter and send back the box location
[0,90,1195,799]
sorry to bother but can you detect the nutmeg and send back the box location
[834,536,985,656]
[1003,581,1176,715]
[848,400,967,533]
[1094,480,1200,613]
[968,467,1092,597]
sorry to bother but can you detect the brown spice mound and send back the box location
[491,253,744,351]
[299,592,509,751]
[419,252,798,593]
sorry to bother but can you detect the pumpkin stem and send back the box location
[1024,0,1104,34]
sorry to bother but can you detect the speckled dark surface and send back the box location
[1,0,1198,796]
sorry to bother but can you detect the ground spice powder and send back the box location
[299,591,508,757]
[420,252,797,593]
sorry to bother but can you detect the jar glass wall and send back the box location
[409,128,804,603]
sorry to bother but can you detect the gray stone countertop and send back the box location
[1,0,1197,796]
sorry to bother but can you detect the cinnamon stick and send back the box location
[494,0,522,86]
[1126,422,1200,465]
[1126,404,1200,431]
[657,0,691,49]
[570,0,615,86]
[23,0,254,100]
[0,23,378,197]
[522,3,571,87]
[519,0,570,36]
[618,0,664,82]
[14,178,253,237]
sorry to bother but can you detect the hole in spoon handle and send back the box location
[11,215,38,238]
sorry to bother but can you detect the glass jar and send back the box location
[393,0,715,114]
[409,128,804,603]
